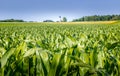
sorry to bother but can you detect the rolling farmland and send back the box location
[0,22,120,76]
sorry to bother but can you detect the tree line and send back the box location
[0,19,24,22]
[0,17,67,22]
[72,15,120,22]
[1,15,120,22]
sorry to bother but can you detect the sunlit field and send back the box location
[0,21,120,76]
[51,21,117,24]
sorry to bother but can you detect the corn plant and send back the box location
[0,22,120,76]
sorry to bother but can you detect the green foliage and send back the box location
[62,17,67,22]
[0,19,24,22]
[43,20,54,22]
[0,22,120,76]
[72,14,120,22]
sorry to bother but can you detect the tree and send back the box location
[62,17,67,22]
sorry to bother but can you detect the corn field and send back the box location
[0,22,120,76]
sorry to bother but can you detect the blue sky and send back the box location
[0,0,120,21]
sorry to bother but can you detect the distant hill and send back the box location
[72,15,120,22]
